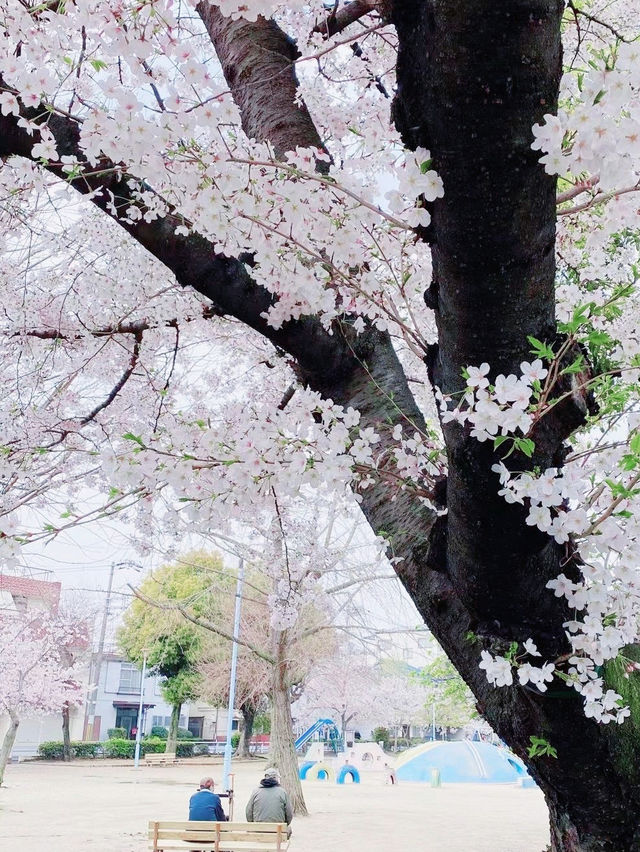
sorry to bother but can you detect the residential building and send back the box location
[87,652,240,743]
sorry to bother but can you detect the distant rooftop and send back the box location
[0,573,62,610]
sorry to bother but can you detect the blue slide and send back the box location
[295,718,335,750]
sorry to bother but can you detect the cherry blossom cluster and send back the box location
[436,359,547,443]
[0,0,430,346]
[99,389,380,528]
[479,644,629,725]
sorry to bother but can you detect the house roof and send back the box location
[0,573,61,607]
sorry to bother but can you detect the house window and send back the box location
[12,595,27,613]
[118,663,141,693]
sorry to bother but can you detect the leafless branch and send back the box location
[312,0,385,39]
[79,331,142,425]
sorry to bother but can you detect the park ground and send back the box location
[0,757,550,851]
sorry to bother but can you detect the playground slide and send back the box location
[294,718,335,750]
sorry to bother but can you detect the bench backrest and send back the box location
[149,820,287,852]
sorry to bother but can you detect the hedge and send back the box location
[38,741,100,760]
[107,727,127,740]
[38,737,204,760]
[149,726,168,739]
[103,738,135,758]
[103,737,199,758]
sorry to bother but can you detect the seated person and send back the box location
[246,768,292,837]
[188,777,227,822]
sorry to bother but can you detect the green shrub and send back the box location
[38,741,65,760]
[372,727,390,750]
[231,732,240,751]
[72,741,99,758]
[192,743,209,756]
[103,738,135,758]
[141,738,167,755]
[177,727,193,739]
[176,741,195,758]
[38,741,100,759]
[107,727,127,740]
[150,726,168,739]
[253,713,271,734]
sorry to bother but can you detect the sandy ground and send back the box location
[0,758,551,852]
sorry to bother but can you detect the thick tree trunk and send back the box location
[239,700,257,759]
[166,703,181,754]
[0,710,19,786]
[269,630,307,816]
[387,2,640,849]
[62,703,72,762]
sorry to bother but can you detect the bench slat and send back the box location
[150,830,286,842]
[150,845,289,852]
[149,822,283,832]
[148,821,288,852]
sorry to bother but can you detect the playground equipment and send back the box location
[306,761,335,781]
[336,765,360,784]
[299,741,395,785]
[294,719,342,752]
[395,741,530,784]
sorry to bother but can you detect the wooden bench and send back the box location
[148,821,289,852]
[145,752,178,766]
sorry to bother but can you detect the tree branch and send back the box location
[131,585,276,665]
[196,4,328,162]
[312,1,386,39]
[79,330,142,426]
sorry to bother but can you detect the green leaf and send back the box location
[419,159,433,173]
[527,336,554,360]
[90,59,108,72]
[515,437,535,458]
[560,355,585,375]
[122,432,145,447]
[528,735,557,759]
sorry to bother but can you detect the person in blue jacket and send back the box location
[188,777,227,821]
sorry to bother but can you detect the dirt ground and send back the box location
[0,758,550,852]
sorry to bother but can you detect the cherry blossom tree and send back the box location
[293,652,385,743]
[1,0,640,846]
[373,666,429,749]
[0,613,83,785]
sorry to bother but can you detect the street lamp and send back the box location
[133,648,150,769]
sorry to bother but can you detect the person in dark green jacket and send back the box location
[245,768,293,837]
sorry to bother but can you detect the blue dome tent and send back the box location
[395,741,529,783]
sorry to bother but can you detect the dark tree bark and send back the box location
[3,2,640,847]
[239,699,257,759]
[61,703,72,762]
[166,702,181,754]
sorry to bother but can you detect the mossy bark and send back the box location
[269,630,307,816]
[166,703,181,754]
[0,710,19,786]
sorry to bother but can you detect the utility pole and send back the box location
[83,560,142,740]
[84,562,116,740]
[133,649,149,769]
[223,557,244,790]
